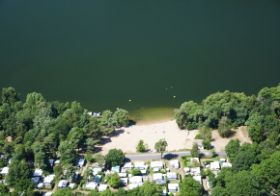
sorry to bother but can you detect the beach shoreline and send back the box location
[100,119,251,155]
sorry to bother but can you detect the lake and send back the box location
[1,0,280,118]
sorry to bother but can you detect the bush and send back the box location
[218,117,232,138]
[105,149,125,169]
[131,168,142,176]
[108,173,120,189]
[203,139,212,150]
[136,140,147,153]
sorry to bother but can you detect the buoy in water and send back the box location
[173,96,176,99]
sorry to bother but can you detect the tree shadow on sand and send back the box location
[163,153,179,160]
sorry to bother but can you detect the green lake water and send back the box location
[1,0,280,118]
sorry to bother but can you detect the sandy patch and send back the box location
[100,120,198,154]
[100,121,252,154]
[211,126,252,152]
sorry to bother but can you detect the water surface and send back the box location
[0,0,280,113]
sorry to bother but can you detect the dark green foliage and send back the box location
[131,168,142,176]
[89,182,162,196]
[176,91,253,130]
[176,84,280,196]
[58,141,79,166]
[105,149,125,169]
[136,139,147,152]
[53,188,73,196]
[6,160,33,192]
[225,140,240,162]
[108,173,121,188]
[231,144,259,171]
[112,108,129,127]
[0,87,131,193]
[218,116,232,138]
[246,113,280,143]
[202,139,212,150]
[191,143,199,157]
[252,151,280,195]
[154,139,168,158]
[0,184,9,195]
[212,171,260,196]
[176,101,202,130]
[179,176,203,196]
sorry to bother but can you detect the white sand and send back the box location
[100,121,251,154]
[211,126,252,152]
[100,120,198,154]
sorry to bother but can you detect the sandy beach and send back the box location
[100,120,251,154]
[101,120,198,154]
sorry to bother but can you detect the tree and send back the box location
[218,116,232,138]
[202,139,212,150]
[252,151,280,195]
[108,173,120,188]
[58,141,78,166]
[6,160,33,192]
[232,144,259,171]
[191,143,199,157]
[179,176,203,196]
[154,139,168,159]
[93,153,105,166]
[105,149,125,169]
[246,113,280,143]
[131,168,142,176]
[100,110,114,128]
[224,171,261,196]
[53,188,73,196]
[0,184,9,195]
[112,108,129,127]
[136,139,147,152]
[175,101,202,130]
[225,140,240,162]
[1,87,20,105]
[67,127,85,149]
[138,182,162,196]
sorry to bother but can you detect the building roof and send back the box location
[129,176,143,184]
[43,192,53,196]
[33,168,43,177]
[153,173,163,181]
[123,162,133,169]
[167,172,177,179]
[58,180,69,188]
[168,183,179,190]
[44,174,55,184]
[210,161,220,170]
[128,182,143,190]
[111,166,120,173]
[221,162,232,168]
[190,167,201,175]
[92,167,102,175]
[37,182,44,189]
[118,172,127,178]
[0,167,9,175]
[134,161,147,169]
[94,175,102,184]
[85,182,98,190]
[150,161,164,168]
[170,160,180,168]
[69,183,77,189]
[193,175,202,184]
[120,178,128,185]
[78,158,85,167]
[98,184,108,192]
[32,176,41,184]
